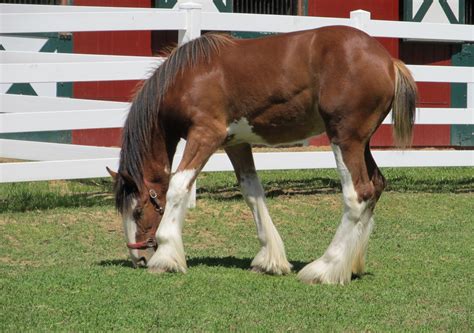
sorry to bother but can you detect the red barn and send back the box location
[71,0,473,148]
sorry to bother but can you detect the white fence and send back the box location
[0,2,473,184]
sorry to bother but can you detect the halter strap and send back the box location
[127,221,158,250]
[126,187,163,250]
[127,237,157,250]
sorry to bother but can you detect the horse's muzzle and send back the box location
[135,257,148,268]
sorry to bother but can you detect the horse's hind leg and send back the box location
[298,141,384,285]
[352,145,386,276]
[225,143,292,275]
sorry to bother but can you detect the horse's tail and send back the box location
[392,59,417,148]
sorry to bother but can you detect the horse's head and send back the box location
[107,167,169,268]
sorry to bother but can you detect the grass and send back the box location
[0,167,473,331]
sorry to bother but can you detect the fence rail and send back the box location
[2,150,473,183]
[1,4,473,42]
[0,2,473,184]
[2,51,473,84]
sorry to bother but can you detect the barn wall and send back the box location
[72,0,152,147]
[71,0,462,148]
[307,0,400,147]
[308,0,399,56]
[307,0,456,147]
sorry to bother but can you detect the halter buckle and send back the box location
[148,189,164,214]
[149,189,158,198]
[146,238,157,249]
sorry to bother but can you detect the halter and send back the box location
[148,189,164,215]
[126,188,164,250]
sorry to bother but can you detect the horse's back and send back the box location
[220,25,395,110]
[163,26,396,146]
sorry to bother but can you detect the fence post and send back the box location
[177,3,202,208]
[178,2,203,46]
[350,10,371,31]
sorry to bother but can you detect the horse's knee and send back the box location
[355,182,376,203]
[353,168,386,205]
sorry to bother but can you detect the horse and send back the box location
[107,25,417,285]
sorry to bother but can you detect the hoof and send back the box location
[251,258,292,275]
[147,253,187,274]
[148,266,168,274]
[147,261,187,274]
[297,258,350,285]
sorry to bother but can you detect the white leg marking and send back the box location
[147,169,195,273]
[122,199,140,265]
[240,173,291,275]
[298,144,371,285]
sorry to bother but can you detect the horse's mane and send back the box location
[114,33,234,214]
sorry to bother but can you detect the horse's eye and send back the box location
[133,208,143,221]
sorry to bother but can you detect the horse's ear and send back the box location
[106,167,118,180]
[119,170,136,187]
[106,167,136,187]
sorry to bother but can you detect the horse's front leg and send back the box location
[147,127,226,274]
[225,143,292,275]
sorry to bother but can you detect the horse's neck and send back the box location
[144,132,177,181]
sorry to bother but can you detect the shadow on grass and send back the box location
[2,169,472,212]
[188,256,308,273]
[385,176,474,193]
[0,178,114,213]
[0,191,114,213]
[198,177,341,201]
[351,272,375,281]
[97,257,375,281]
[199,175,473,202]
[97,259,135,268]
[188,256,252,269]
[96,256,254,271]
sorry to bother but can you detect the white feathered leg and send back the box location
[352,215,374,276]
[298,144,373,285]
[240,173,292,275]
[147,170,195,273]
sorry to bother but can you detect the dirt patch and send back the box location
[71,209,121,233]
[0,216,8,226]
[0,256,41,267]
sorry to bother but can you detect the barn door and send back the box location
[0,32,72,144]
[401,0,469,147]
[232,0,304,39]
[451,44,474,147]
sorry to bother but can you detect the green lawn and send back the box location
[0,168,473,331]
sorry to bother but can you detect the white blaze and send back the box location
[123,198,139,261]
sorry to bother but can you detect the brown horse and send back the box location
[107,26,416,285]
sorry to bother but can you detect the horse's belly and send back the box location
[225,109,325,146]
